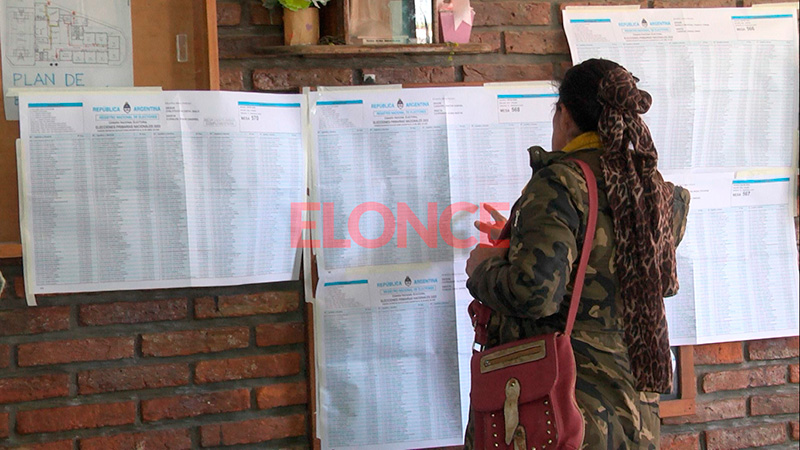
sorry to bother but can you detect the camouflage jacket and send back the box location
[465,146,690,448]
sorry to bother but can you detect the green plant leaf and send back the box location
[280,0,313,11]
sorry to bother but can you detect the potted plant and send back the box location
[262,0,330,45]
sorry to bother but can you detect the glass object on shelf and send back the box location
[348,0,433,44]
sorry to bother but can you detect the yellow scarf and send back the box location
[561,131,603,153]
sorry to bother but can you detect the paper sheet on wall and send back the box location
[309,84,556,272]
[662,171,800,345]
[314,263,463,450]
[563,7,799,172]
[1,0,134,120]
[17,89,305,299]
[563,6,800,344]
[308,84,558,449]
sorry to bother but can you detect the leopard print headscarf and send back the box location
[597,67,678,394]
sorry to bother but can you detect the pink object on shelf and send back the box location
[438,9,475,44]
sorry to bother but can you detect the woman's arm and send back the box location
[466,164,584,319]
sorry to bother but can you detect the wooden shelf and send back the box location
[0,243,22,260]
[661,346,697,418]
[255,43,493,57]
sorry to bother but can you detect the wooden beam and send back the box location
[254,43,492,57]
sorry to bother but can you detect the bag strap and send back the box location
[564,158,597,335]
[470,158,598,347]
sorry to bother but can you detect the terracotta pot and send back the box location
[283,7,320,45]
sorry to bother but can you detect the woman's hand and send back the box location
[466,245,508,277]
[473,204,507,242]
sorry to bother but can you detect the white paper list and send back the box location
[447,85,557,260]
[311,89,456,271]
[315,265,463,450]
[18,90,305,296]
[687,203,799,343]
[564,7,800,172]
[662,171,799,344]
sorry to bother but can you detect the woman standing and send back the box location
[464,58,690,448]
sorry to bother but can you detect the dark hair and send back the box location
[557,58,622,133]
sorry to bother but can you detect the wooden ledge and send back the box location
[255,43,493,57]
[0,242,22,260]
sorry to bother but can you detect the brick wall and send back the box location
[661,340,800,449]
[216,0,790,91]
[0,264,308,449]
[0,0,797,449]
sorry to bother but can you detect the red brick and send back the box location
[653,0,735,6]
[791,364,799,383]
[17,337,134,367]
[219,35,284,59]
[750,392,800,416]
[661,398,746,425]
[6,441,73,450]
[0,344,9,369]
[702,365,786,393]
[253,68,353,91]
[142,389,250,422]
[470,31,502,52]
[195,353,301,383]
[0,307,70,336]
[217,2,242,26]
[195,291,301,318]
[463,63,553,82]
[694,342,744,365]
[0,373,70,404]
[0,412,7,438]
[251,1,283,25]
[792,421,799,440]
[141,326,249,357]
[661,433,700,450]
[705,423,787,450]
[256,322,305,347]
[18,337,134,367]
[81,429,192,450]
[16,401,136,434]
[199,413,305,446]
[78,363,190,394]
[472,1,551,26]
[359,66,455,85]
[220,67,245,91]
[505,30,569,55]
[78,298,187,326]
[256,381,308,409]
[556,60,573,79]
[748,337,799,360]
